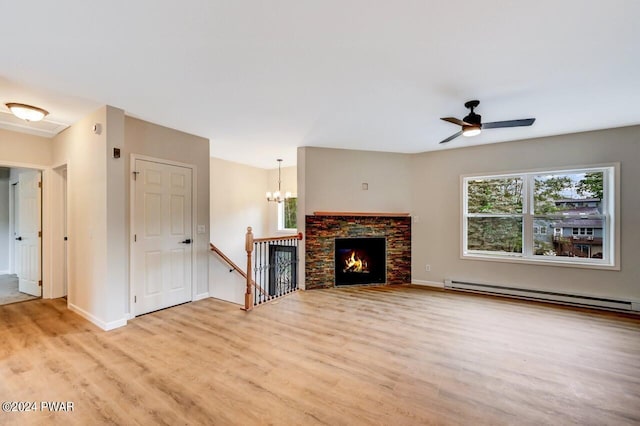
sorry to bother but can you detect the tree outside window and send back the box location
[278,197,297,231]
[463,166,615,267]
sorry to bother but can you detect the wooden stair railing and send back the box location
[212,228,303,312]
[210,243,245,277]
[209,243,268,303]
[245,227,303,311]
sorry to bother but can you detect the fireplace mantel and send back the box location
[313,211,410,217]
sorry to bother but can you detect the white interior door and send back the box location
[133,159,193,316]
[17,170,41,297]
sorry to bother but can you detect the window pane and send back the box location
[534,216,604,258]
[467,177,523,214]
[283,197,297,229]
[467,217,522,253]
[534,171,604,214]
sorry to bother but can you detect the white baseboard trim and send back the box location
[194,292,210,301]
[0,269,10,275]
[68,303,128,331]
[412,279,445,288]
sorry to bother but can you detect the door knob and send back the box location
[180,238,192,244]
[15,236,22,241]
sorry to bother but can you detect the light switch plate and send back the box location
[197,225,206,234]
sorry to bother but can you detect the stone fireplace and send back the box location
[305,214,411,289]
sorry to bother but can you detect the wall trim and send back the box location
[412,279,444,288]
[68,303,128,331]
[194,292,210,301]
[0,270,10,275]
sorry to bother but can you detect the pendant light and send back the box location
[266,159,291,203]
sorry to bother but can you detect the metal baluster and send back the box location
[263,241,267,302]
[253,241,258,307]
[259,242,263,304]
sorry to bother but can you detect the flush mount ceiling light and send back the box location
[5,103,49,122]
[266,159,292,203]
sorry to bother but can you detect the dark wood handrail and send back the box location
[253,232,303,243]
[210,243,267,297]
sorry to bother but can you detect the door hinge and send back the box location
[38,280,42,287]
[38,230,42,237]
[132,171,140,180]
[38,181,42,188]
[134,234,137,242]
[134,296,137,303]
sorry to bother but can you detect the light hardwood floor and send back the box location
[1,285,639,425]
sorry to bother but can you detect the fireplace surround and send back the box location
[305,214,411,289]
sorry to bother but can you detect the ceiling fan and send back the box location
[439,100,535,144]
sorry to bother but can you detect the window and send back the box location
[463,165,617,268]
[278,197,297,231]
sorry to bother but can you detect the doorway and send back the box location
[131,157,194,316]
[0,167,42,306]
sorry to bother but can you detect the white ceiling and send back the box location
[1,0,639,168]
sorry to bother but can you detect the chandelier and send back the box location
[266,159,291,203]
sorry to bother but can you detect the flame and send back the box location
[344,251,368,273]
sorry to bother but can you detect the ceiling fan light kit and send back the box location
[462,124,481,137]
[440,100,535,144]
[5,102,49,122]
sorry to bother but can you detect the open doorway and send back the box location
[0,166,42,306]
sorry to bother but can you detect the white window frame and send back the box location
[461,164,619,270]
[277,196,297,232]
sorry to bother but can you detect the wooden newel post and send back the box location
[244,226,254,311]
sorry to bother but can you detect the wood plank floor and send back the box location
[1,286,639,425]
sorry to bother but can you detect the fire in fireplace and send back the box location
[335,237,386,285]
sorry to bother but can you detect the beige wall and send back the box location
[299,147,412,214]
[411,125,640,301]
[209,157,268,304]
[297,146,412,289]
[52,106,116,326]
[0,128,52,167]
[298,127,639,302]
[125,116,210,306]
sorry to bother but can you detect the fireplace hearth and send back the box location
[335,237,386,285]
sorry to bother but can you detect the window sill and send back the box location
[461,252,619,271]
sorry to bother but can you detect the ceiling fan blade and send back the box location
[439,131,462,144]
[482,118,536,129]
[441,117,470,126]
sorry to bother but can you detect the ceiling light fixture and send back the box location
[5,103,49,122]
[462,124,482,137]
[266,159,291,203]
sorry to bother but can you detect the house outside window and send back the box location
[462,165,617,268]
[278,197,297,231]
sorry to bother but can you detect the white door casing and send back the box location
[133,159,193,316]
[17,170,42,297]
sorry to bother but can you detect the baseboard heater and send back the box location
[444,279,639,312]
